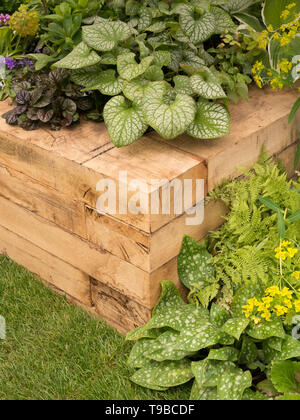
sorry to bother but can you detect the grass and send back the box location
[0,255,190,400]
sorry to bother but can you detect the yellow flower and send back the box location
[280,35,291,46]
[294,300,300,312]
[273,32,280,40]
[261,310,271,321]
[251,315,261,325]
[262,296,273,307]
[265,286,280,297]
[287,2,296,9]
[280,287,293,299]
[284,298,293,309]
[281,241,292,247]
[257,302,268,312]
[267,24,274,32]
[287,248,298,258]
[291,271,300,280]
[275,250,287,259]
[274,305,288,316]
[279,59,292,73]
[281,10,290,20]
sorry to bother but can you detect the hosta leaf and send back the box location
[186,99,230,139]
[173,75,193,95]
[71,66,102,88]
[217,368,252,400]
[279,335,300,360]
[207,347,239,362]
[210,303,230,328]
[271,361,300,394]
[210,6,237,33]
[145,330,195,361]
[239,337,258,365]
[55,42,101,69]
[122,79,150,104]
[190,71,226,99]
[221,318,250,340]
[143,82,196,139]
[178,236,215,290]
[179,6,216,44]
[192,359,236,388]
[84,70,123,95]
[117,53,154,81]
[247,318,285,340]
[83,21,132,52]
[103,96,148,147]
[176,322,220,352]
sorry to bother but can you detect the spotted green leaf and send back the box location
[128,339,155,368]
[178,236,215,290]
[83,70,123,95]
[210,303,230,328]
[187,99,230,139]
[126,325,161,341]
[208,347,239,362]
[190,71,226,99]
[145,330,196,361]
[55,42,101,69]
[83,21,132,52]
[176,322,220,352]
[130,360,168,390]
[191,359,236,388]
[179,6,216,44]
[221,318,250,341]
[279,335,300,360]
[103,96,148,147]
[217,368,252,400]
[117,53,154,81]
[247,318,285,340]
[239,336,258,365]
[143,82,196,139]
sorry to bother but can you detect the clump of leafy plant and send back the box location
[2,68,102,130]
[126,157,300,400]
[53,0,265,147]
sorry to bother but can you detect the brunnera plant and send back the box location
[54,0,262,147]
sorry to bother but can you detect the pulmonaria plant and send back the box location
[2,68,99,130]
[52,0,261,147]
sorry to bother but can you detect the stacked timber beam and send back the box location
[0,86,299,334]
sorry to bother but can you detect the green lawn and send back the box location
[0,255,190,400]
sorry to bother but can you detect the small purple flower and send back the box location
[5,57,17,70]
[34,48,41,54]
[0,13,10,27]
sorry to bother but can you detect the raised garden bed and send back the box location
[0,85,299,334]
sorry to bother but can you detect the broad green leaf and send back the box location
[83,21,132,51]
[128,339,155,368]
[263,0,300,30]
[71,65,102,87]
[126,325,162,341]
[187,99,230,139]
[287,210,300,223]
[267,336,283,352]
[238,337,258,364]
[28,53,57,71]
[152,281,186,315]
[179,6,216,43]
[122,79,150,105]
[103,96,148,147]
[271,361,300,394]
[142,82,196,139]
[144,65,164,81]
[257,379,278,397]
[192,359,236,388]
[207,347,239,362]
[224,0,259,13]
[210,6,237,34]
[83,70,123,95]
[217,368,252,400]
[258,196,283,212]
[277,393,300,400]
[117,53,154,81]
[130,360,168,390]
[262,340,281,364]
[173,76,193,95]
[221,317,250,340]
[55,42,101,69]
[279,335,300,360]
[190,71,226,99]
[176,321,220,352]
[247,318,285,340]
[178,236,215,290]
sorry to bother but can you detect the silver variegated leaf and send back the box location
[84,69,123,95]
[143,81,196,139]
[224,0,257,13]
[55,42,101,69]
[190,71,226,99]
[217,368,252,400]
[83,21,132,52]
[117,53,154,81]
[192,359,236,388]
[179,5,216,44]
[122,78,150,104]
[221,317,250,340]
[103,95,148,147]
[71,65,101,87]
[211,6,237,34]
[173,76,193,95]
[187,99,230,139]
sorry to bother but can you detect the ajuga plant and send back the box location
[2,68,103,130]
[125,156,300,400]
[53,0,264,147]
